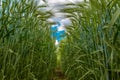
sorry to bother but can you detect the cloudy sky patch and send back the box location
[38,0,84,25]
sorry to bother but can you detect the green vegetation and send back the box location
[0,0,56,80]
[60,0,120,80]
[0,0,120,80]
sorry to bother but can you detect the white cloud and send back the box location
[47,0,84,5]
[38,0,46,5]
[47,0,69,5]
[40,0,84,26]
[60,18,71,26]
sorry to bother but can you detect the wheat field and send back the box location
[0,0,120,80]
